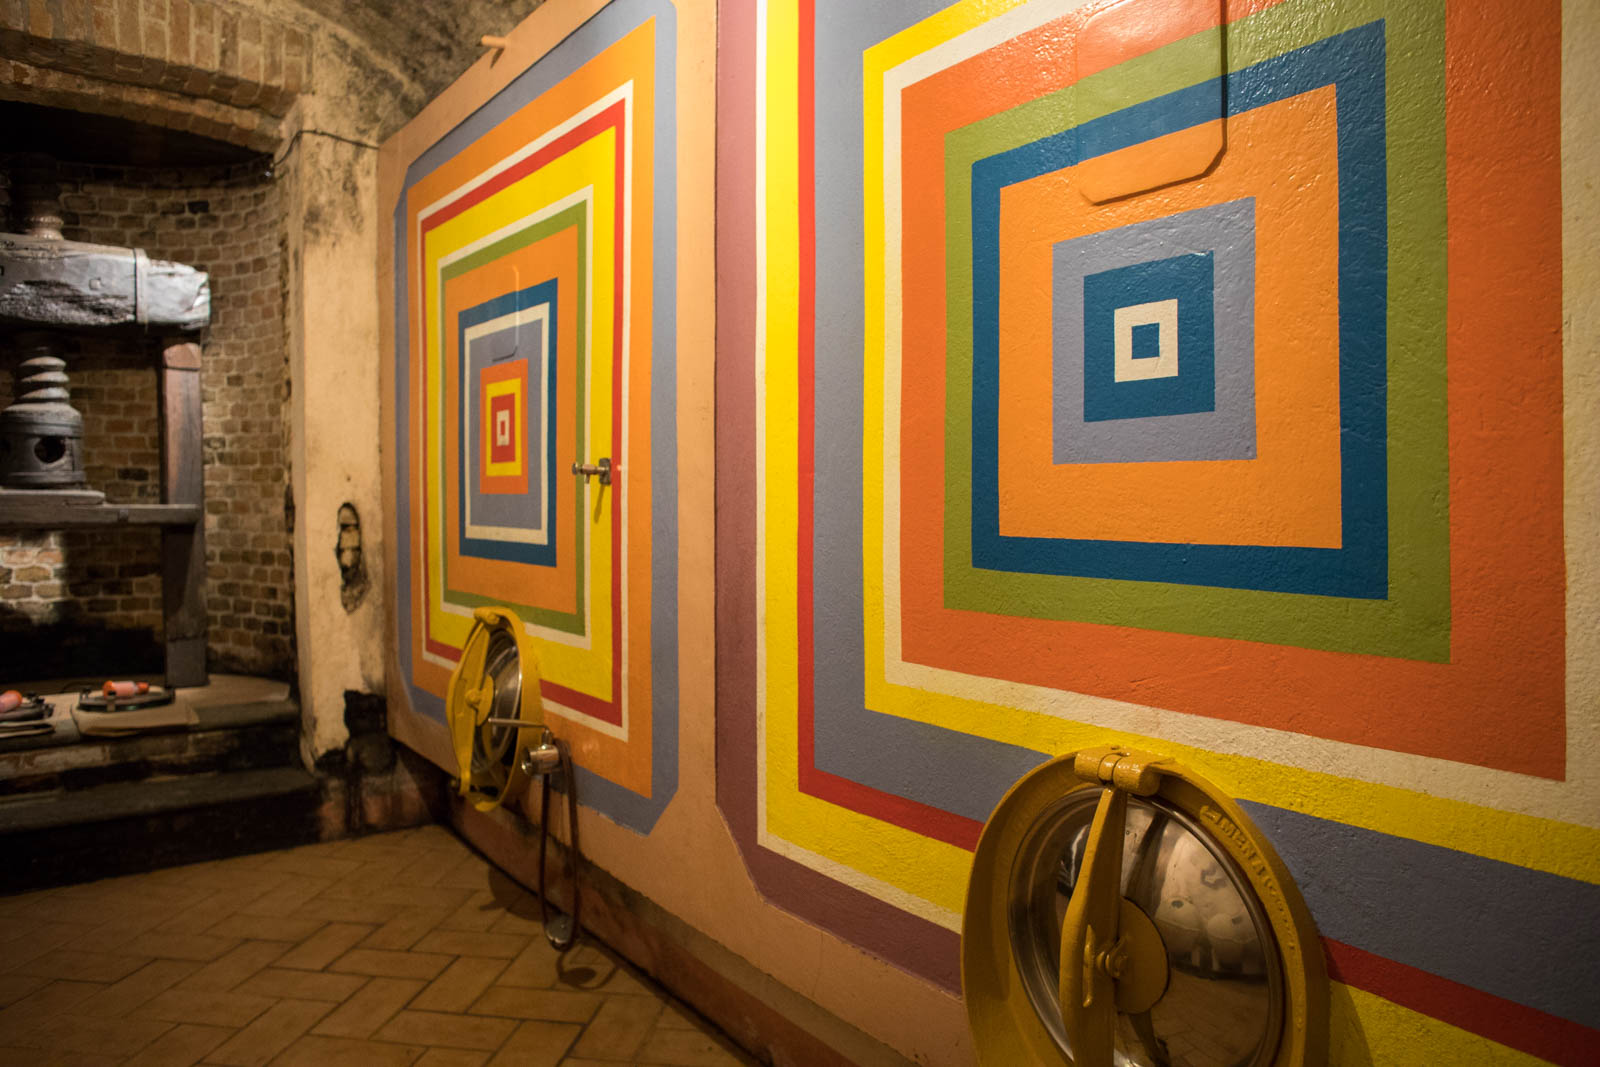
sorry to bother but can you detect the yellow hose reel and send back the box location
[963,746,1327,1067]
[445,606,544,813]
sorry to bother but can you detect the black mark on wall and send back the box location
[336,502,367,613]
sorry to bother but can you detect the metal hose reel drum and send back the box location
[446,606,544,812]
[963,746,1327,1067]
[445,605,583,951]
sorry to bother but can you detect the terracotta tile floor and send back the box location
[0,826,757,1067]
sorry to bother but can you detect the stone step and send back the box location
[0,765,323,892]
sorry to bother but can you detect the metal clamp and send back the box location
[133,248,150,324]
[1070,746,1170,796]
[571,457,612,486]
[483,719,563,777]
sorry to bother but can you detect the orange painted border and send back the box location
[442,225,581,616]
[993,91,1343,547]
[884,0,1564,777]
[480,360,530,494]
[402,21,660,795]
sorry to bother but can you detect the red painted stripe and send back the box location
[422,101,627,232]
[812,765,984,850]
[417,100,628,727]
[796,0,818,799]
[1324,939,1600,1066]
[608,88,627,729]
[542,679,615,720]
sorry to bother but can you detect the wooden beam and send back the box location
[0,234,210,331]
[160,339,207,689]
[0,499,202,527]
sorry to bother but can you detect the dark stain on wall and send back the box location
[294,0,548,137]
[337,502,367,613]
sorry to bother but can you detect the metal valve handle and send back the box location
[1058,749,1173,1066]
[571,457,612,486]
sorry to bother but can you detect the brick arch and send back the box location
[0,58,281,153]
[0,0,310,153]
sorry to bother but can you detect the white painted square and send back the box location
[1113,298,1179,382]
[495,408,513,447]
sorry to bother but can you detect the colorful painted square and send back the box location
[968,30,1388,594]
[488,390,517,467]
[996,104,1341,559]
[1082,252,1215,420]
[391,0,681,832]
[443,206,588,639]
[1051,199,1256,465]
[461,283,555,566]
[716,4,1573,1051]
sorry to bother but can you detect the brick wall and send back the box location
[0,157,293,681]
[0,0,310,115]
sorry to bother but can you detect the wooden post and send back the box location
[159,339,207,688]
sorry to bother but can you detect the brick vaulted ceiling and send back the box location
[0,0,549,158]
[291,0,550,131]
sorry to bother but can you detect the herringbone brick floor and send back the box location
[0,826,756,1067]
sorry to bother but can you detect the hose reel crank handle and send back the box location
[481,718,564,777]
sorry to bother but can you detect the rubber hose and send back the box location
[537,737,583,952]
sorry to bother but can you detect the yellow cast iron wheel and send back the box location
[445,606,545,813]
[961,749,1327,1066]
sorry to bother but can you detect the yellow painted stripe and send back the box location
[760,0,803,861]
[1331,983,1552,1067]
[859,683,1600,886]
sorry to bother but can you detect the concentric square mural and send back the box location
[1049,200,1255,464]
[391,0,679,832]
[717,0,1595,1061]
[462,283,554,561]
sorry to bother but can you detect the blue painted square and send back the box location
[1049,198,1258,466]
[1082,253,1216,423]
[1130,322,1161,360]
[457,279,559,568]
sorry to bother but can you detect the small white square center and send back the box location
[1113,298,1180,382]
[495,408,513,447]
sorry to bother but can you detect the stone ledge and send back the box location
[0,762,316,834]
[0,673,297,783]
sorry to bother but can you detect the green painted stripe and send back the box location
[934,0,1449,660]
